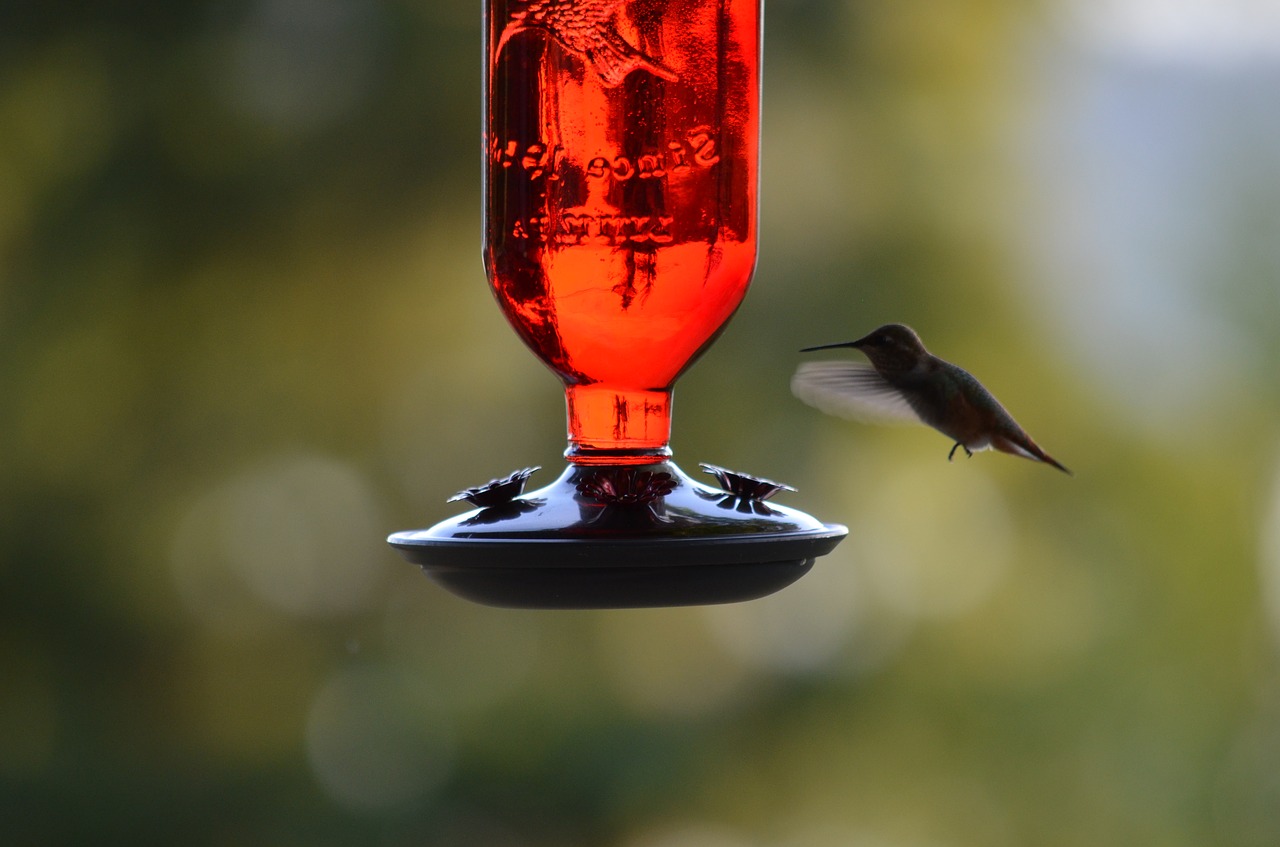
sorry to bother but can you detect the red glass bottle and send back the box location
[390,0,845,608]
[484,0,760,464]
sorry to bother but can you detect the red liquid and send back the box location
[484,0,761,464]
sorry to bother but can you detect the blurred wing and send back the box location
[791,361,923,426]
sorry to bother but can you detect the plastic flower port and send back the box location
[459,497,545,526]
[575,468,678,528]
[699,463,795,502]
[575,468,677,507]
[448,467,540,509]
[578,468,680,506]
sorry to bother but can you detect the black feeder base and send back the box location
[388,461,847,609]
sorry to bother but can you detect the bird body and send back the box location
[793,324,1071,474]
[495,0,677,87]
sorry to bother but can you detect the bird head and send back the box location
[851,324,928,373]
[801,323,928,374]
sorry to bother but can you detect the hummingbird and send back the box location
[792,323,1071,475]
[494,0,678,88]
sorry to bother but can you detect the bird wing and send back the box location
[791,361,924,426]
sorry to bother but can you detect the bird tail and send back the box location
[995,432,1072,476]
[1034,449,1073,476]
[588,33,677,87]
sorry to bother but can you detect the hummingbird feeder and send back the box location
[388,0,846,608]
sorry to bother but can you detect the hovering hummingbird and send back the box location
[792,323,1071,474]
[494,0,678,88]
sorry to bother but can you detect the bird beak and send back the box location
[798,341,860,353]
[849,331,878,349]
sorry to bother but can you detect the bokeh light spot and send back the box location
[171,453,387,626]
[850,460,1014,623]
[703,543,896,676]
[306,664,453,812]
[219,0,383,133]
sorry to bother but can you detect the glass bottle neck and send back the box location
[563,385,673,466]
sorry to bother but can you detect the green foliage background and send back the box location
[3,1,1280,845]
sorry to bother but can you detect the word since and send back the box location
[490,128,720,183]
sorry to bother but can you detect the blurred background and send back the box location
[3,0,1280,844]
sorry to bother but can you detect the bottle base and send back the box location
[388,460,847,609]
